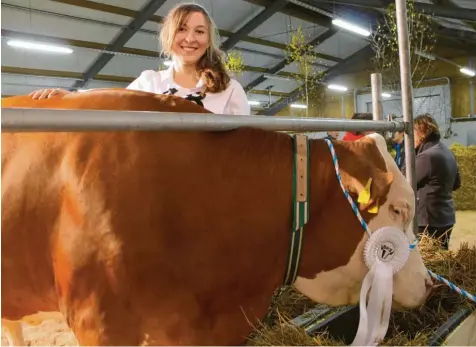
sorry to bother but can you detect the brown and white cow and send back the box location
[1,89,432,346]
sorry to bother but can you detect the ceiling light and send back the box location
[248,100,260,106]
[460,67,475,77]
[328,84,348,92]
[381,92,391,98]
[290,103,307,109]
[332,19,371,37]
[7,40,73,54]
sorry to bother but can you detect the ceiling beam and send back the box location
[71,0,167,89]
[3,1,287,62]
[437,27,476,43]
[416,2,476,23]
[302,0,476,22]
[438,37,476,56]
[221,0,289,51]
[259,44,374,116]
[293,0,476,58]
[1,66,134,83]
[1,30,315,79]
[438,0,476,31]
[244,27,338,91]
[45,0,297,52]
[45,0,341,60]
[5,0,342,61]
[242,0,333,27]
[1,29,159,58]
[1,66,290,96]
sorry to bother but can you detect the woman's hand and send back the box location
[29,88,71,99]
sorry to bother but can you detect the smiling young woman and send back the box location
[126,3,251,115]
[28,3,251,116]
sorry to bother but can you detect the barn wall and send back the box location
[275,55,475,120]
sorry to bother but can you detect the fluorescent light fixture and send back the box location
[163,60,174,67]
[290,103,307,109]
[460,67,476,77]
[328,84,348,92]
[248,100,260,106]
[381,92,391,98]
[7,40,73,54]
[332,19,370,37]
[263,73,292,81]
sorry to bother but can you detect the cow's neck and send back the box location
[291,139,365,281]
[270,138,336,290]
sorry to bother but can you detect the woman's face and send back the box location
[172,11,210,66]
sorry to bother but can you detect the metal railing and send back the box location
[1,108,405,133]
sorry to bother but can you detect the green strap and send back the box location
[283,134,310,286]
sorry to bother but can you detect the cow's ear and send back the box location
[345,171,393,212]
[365,170,394,212]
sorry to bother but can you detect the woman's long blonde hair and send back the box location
[159,3,231,93]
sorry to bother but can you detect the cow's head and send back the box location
[294,133,431,310]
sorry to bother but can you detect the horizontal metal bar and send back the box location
[1,108,405,133]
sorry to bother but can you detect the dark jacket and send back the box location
[394,141,405,171]
[404,135,461,227]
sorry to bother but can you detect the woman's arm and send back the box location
[29,88,71,99]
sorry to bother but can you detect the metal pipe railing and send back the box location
[0,108,405,133]
[396,0,418,234]
[371,73,383,121]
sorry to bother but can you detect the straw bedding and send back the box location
[450,143,476,211]
[247,235,476,346]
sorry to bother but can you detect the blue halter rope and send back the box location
[324,139,476,304]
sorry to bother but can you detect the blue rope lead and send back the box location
[324,139,370,235]
[427,269,476,304]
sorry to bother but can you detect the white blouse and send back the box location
[126,67,251,115]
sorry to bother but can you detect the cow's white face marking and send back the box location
[294,134,431,308]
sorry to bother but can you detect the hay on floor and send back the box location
[450,143,476,211]
[247,235,476,346]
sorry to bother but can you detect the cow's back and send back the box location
[1,88,212,113]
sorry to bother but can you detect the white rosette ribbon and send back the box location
[351,226,410,346]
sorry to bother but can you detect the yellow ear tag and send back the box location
[357,177,372,204]
[368,203,379,214]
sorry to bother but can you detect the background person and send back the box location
[342,113,374,141]
[404,113,461,250]
[392,130,405,171]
